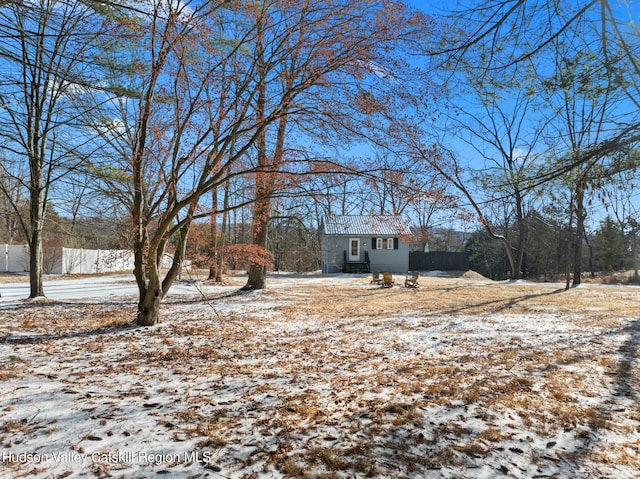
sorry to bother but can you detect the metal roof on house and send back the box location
[322,215,412,236]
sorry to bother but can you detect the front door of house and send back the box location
[349,238,360,262]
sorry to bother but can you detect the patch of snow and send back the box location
[1,274,639,478]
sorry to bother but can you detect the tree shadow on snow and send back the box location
[611,318,640,399]
[424,284,566,316]
[558,317,640,473]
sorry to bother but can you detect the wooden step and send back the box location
[343,262,370,273]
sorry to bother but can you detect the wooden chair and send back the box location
[405,271,419,288]
[370,271,382,285]
[382,272,393,288]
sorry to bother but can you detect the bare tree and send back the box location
[83,0,264,325]
[0,163,28,243]
[540,26,624,286]
[432,0,640,180]
[593,153,640,279]
[0,0,106,296]
[81,0,426,322]
[238,0,432,289]
[439,60,547,278]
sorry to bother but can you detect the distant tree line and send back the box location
[467,211,639,282]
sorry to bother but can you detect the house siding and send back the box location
[320,215,412,274]
[368,240,409,273]
[321,235,369,273]
[321,234,409,274]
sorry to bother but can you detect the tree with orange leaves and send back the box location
[240,0,432,289]
[84,0,286,324]
[82,0,434,323]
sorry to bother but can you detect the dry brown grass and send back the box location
[0,273,30,284]
[255,277,638,333]
[1,274,639,478]
[0,272,132,284]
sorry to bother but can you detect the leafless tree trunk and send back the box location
[572,180,586,286]
[0,0,102,297]
[208,187,218,281]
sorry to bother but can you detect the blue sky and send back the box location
[397,0,640,228]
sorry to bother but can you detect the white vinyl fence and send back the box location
[2,244,136,274]
[2,244,28,273]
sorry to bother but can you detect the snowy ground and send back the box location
[1,272,639,478]
[0,274,201,309]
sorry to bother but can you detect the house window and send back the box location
[377,238,394,250]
